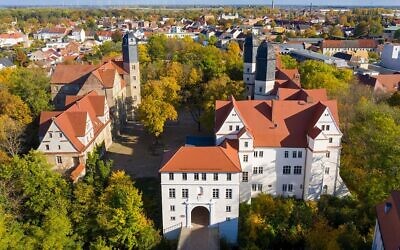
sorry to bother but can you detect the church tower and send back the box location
[243,34,258,99]
[254,40,276,100]
[122,32,141,118]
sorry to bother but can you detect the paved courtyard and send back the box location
[107,110,210,178]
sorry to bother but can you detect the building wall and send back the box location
[161,172,240,243]
[254,80,275,99]
[372,220,384,250]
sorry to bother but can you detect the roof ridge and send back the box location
[218,146,241,171]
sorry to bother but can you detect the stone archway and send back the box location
[191,206,210,227]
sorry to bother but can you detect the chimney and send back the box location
[384,202,392,214]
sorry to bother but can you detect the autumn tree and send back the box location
[280,54,298,69]
[138,77,180,138]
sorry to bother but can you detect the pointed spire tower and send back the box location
[254,40,276,100]
[122,32,141,117]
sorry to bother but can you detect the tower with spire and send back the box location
[122,32,141,118]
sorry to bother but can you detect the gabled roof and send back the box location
[321,39,378,49]
[215,98,339,147]
[51,64,98,85]
[39,91,107,152]
[376,191,400,250]
[160,143,241,173]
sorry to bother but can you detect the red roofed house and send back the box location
[358,74,400,94]
[0,32,27,47]
[38,91,112,182]
[161,39,349,244]
[50,32,141,132]
[35,27,69,41]
[321,39,378,56]
[372,191,400,250]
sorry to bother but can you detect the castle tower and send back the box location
[122,32,141,119]
[254,41,276,100]
[243,34,259,99]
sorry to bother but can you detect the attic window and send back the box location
[232,113,236,116]
[59,133,62,138]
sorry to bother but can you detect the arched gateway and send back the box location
[191,206,210,227]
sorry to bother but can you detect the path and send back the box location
[177,226,220,250]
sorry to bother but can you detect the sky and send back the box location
[0,0,399,6]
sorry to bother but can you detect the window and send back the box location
[321,125,325,130]
[227,173,232,181]
[300,184,303,189]
[169,173,174,180]
[323,185,328,194]
[182,189,189,198]
[259,151,264,157]
[226,217,231,221]
[49,132,53,138]
[58,145,61,150]
[259,87,262,93]
[201,173,207,180]
[288,184,293,192]
[243,155,248,162]
[242,172,248,182]
[59,133,62,138]
[56,156,62,164]
[247,68,250,72]
[254,151,258,158]
[244,141,249,147]
[257,184,263,191]
[226,206,231,212]
[182,173,187,181]
[294,166,302,175]
[226,189,232,199]
[326,125,330,131]
[298,151,302,158]
[283,165,291,175]
[284,151,289,158]
[170,205,175,211]
[229,125,233,131]
[282,184,287,192]
[171,216,176,221]
[213,173,218,181]
[258,167,263,174]
[236,125,240,131]
[325,167,330,174]
[194,173,199,180]
[329,138,333,143]
[292,151,297,158]
[326,152,330,158]
[45,145,49,150]
[232,113,236,116]
[212,189,219,199]
[253,167,258,174]
[169,188,176,198]
[252,184,257,191]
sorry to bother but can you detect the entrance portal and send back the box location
[191,206,210,227]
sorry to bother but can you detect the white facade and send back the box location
[372,220,384,250]
[161,172,240,243]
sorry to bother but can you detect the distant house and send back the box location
[0,57,15,70]
[36,27,69,41]
[0,32,27,47]
[96,30,113,42]
[381,43,400,71]
[321,39,378,56]
[358,74,400,94]
[70,28,86,42]
[38,91,112,182]
[383,26,400,40]
[372,191,400,250]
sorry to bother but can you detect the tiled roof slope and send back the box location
[215,97,339,147]
[51,64,98,84]
[321,39,378,49]
[376,191,400,250]
[39,91,107,152]
[160,140,241,173]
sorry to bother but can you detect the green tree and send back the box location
[96,171,160,249]
[329,26,344,37]
[394,29,400,40]
[280,55,298,69]
[354,21,369,37]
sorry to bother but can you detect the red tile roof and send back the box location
[39,91,107,152]
[160,142,241,173]
[51,64,98,84]
[322,39,378,49]
[70,163,85,182]
[376,191,400,250]
[215,98,339,147]
[0,33,24,39]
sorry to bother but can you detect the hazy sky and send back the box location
[0,0,399,6]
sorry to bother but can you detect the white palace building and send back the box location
[160,36,349,244]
